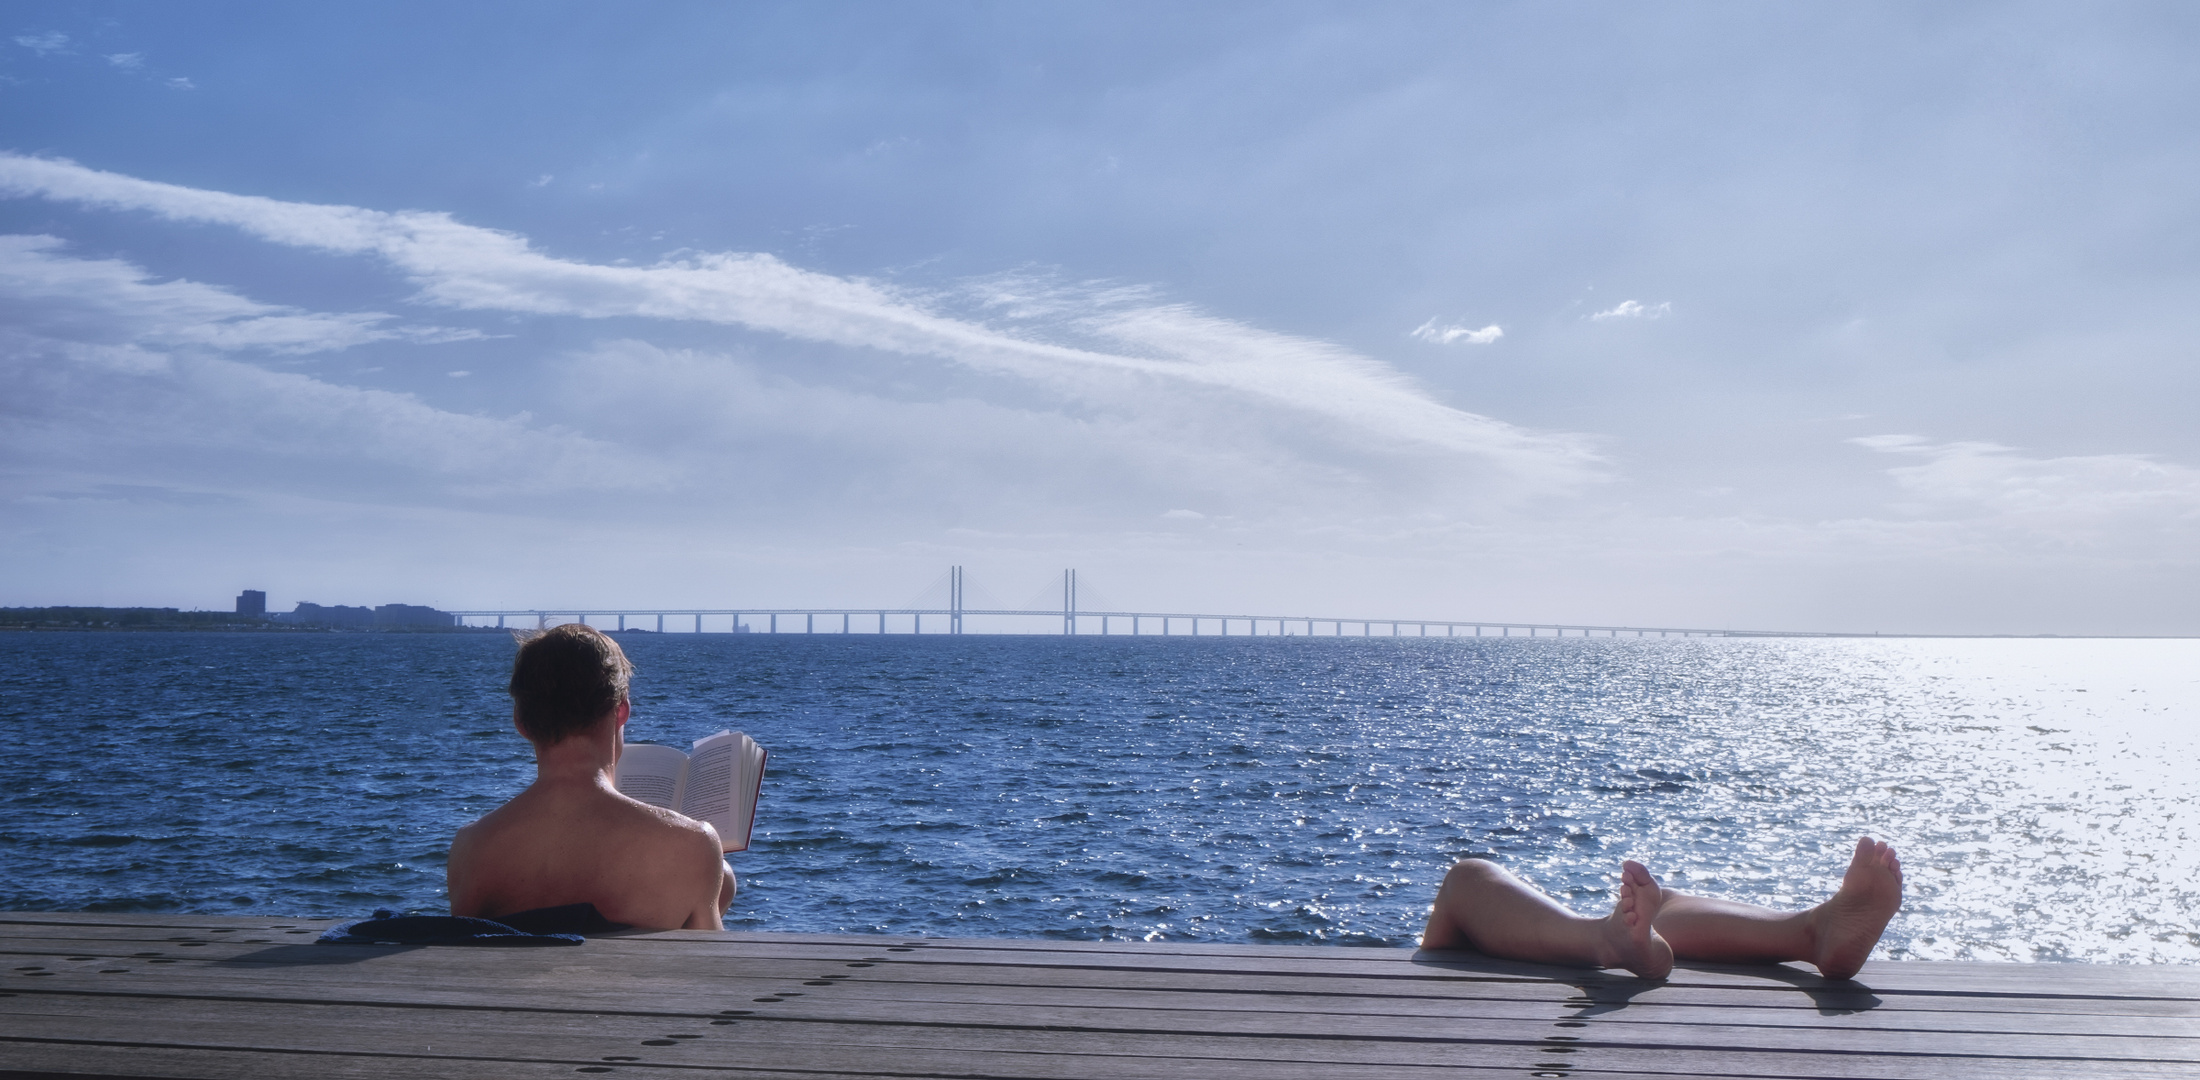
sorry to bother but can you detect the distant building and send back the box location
[272,601,456,629]
[235,590,267,617]
[279,602,376,629]
[374,603,456,628]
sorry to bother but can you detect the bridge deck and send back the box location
[3,911,2196,1080]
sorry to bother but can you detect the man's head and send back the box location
[509,623,633,745]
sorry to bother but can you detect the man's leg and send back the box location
[1420,858,1674,980]
[1653,836,1903,980]
[717,861,738,915]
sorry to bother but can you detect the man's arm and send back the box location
[445,822,485,917]
[680,826,731,931]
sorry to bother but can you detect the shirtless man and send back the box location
[447,623,736,930]
[1421,836,1904,981]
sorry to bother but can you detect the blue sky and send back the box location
[3,2,2197,633]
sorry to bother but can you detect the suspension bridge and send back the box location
[443,568,1848,638]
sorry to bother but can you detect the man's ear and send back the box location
[614,699,630,726]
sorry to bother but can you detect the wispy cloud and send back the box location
[555,339,1453,527]
[13,31,68,54]
[1088,304,1575,474]
[0,154,1596,487]
[30,483,241,508]
[103,52,143,70]
[1852,434,2200,544]
[1589,299,1670,321]
[1410,318,1503,345]
[0,335,661,498]
[0,235,639,498]
[0,234,477,353]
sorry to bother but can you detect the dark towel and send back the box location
[316,903,627,946]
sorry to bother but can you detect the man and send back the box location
[1421,836,1904,981]
[447,623,736,930]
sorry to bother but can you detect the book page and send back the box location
[681,730,766,852]
[728,734,767,852]
[614,742,688,811]
[678,733,736,838]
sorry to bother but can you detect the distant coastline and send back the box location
[0,606,491,633]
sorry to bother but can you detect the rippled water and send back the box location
[1,632,2193,963]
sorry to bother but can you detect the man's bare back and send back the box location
[447,626,735,931]
[447,756,731,930]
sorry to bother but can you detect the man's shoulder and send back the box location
[610,793,724,852]
[451,798,521,848]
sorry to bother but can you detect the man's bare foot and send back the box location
[1808,836,1904,980]
[1597,859,1674,980]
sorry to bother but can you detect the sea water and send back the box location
[1,632,2193,963]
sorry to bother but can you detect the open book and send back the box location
[614,730,767,853]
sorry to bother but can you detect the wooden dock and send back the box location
[4,911,2195,1079]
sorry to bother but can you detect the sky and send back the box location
[2,1,2197,634]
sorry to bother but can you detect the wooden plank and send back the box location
[9,986,2188,1064]
[0,913,338,930]
[10,955,2197,1051]
[2,996,2193,1080]
[9,939,2195,1035]
[9,916,2195,1004]
[12,922,2190,1009]
[8,956,2193,1046]
[8,937,2191,1029]
[0,1039,1872,1080]
[7,914,2188,988]
[10,948,2190,1033]
[1,911,2167,990]
[15,951,2186,1036]
[6,993,2198,1080]
[5,915,2196,1080]
[0,1040,881,1080]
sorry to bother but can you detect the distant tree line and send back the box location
[0,607,269,630]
